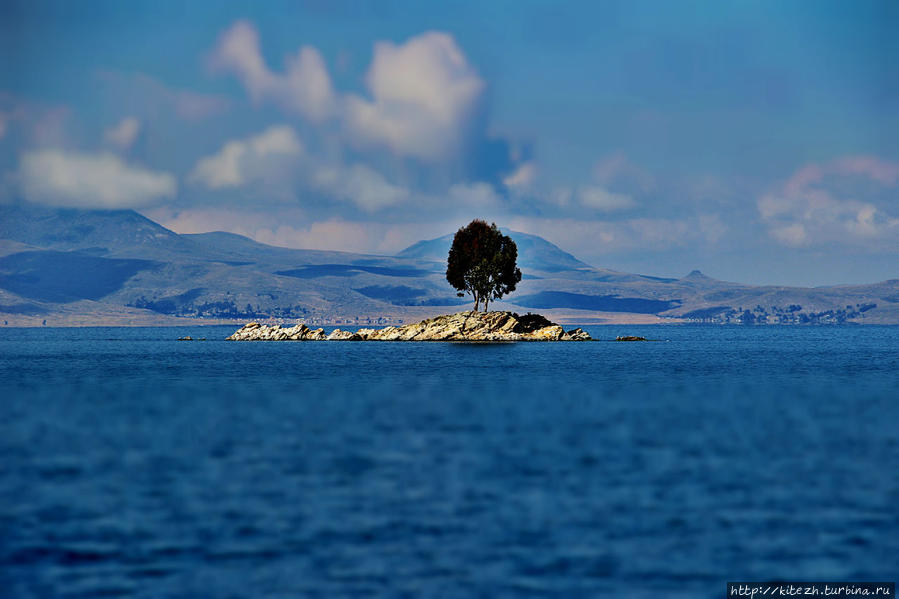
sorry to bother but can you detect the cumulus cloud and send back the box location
[18,149,175,208]
[209,21,512,173]
[832,156,899,185]
[577,186,636,212]
[758,155,899,247]
[189,125,303,189]
[343,31,485,161]
[211,20,335,122]
[506,214,726,258]
[187,124,418,212]
[313,164,410,211]
[211,22,485,162]
[253,219,425,253]
[512,155,652,216]
[546,187,573,207]
[503,161,537,190]
[147,206,448,254]
[103,117,141,149]
[770,223,808,246]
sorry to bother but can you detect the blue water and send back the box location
[1,325,897,598]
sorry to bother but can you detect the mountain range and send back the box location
[1,204,897,325]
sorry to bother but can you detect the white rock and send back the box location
[227,311,591,342]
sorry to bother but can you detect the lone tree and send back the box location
[446,220,522,312]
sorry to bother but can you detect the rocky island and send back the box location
[227,222,594,342]
[227,310,591,342]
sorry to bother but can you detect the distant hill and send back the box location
[0,204,190,256]
[1,203,897,325]
[397,230,591,273]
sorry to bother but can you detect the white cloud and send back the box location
[503,161,537,190]
[147,206,448,254]
[506,215,725,257]
[343,31,484,161]
[577,186,636,212]
[103,117,141,150]
[189,125,303,189]
[513,157,648,214]
[188,124,419,212]
[847,204,881,237]
[547,187,573,207]
[211,20,335,122]
[771,223,808,246]
[259,220,381,252]
[210,22,489,163]
[313,164,410,211]
[758,156,899,247]
[188,125,416,211]
[18,149,175,208]
[254,219,413,253]
[832,156,899,185]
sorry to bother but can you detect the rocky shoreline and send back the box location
[227,311,591,342]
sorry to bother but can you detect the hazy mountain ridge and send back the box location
[0,205,896,325]
[397,230,592,273]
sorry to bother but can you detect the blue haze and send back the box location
[1,325,897,597]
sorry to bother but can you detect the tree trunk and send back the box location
[484,297,489,312]
[473,291,479,311]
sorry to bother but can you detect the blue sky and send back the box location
[2,0,897,285]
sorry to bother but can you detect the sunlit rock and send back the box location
[227,311,592,342]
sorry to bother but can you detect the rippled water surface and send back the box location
[1,325,897,598]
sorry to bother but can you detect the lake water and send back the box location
[1,325,897,598]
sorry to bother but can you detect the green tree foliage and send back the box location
[446,220,522,311]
